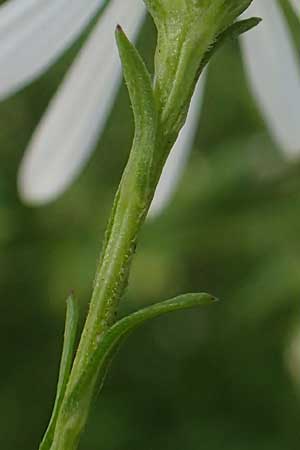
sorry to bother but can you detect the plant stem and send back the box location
[50,153,158,450]
[44,2,257,448]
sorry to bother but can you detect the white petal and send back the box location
[18,0,146,205]
[149,73,207,218]
[241,0,300,157]
[0,0,105,100]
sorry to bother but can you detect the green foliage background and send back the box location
[1,2,300,449]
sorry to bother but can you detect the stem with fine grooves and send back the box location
[49,26,159,450]
[43,2,258,449]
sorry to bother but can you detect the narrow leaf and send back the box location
[115,25,157,192]
[68,293,217,404]
[39,294,79,450]
[100,292,217,357]
[198,17,261,75]
[101,23,158,253]
[88,26,158,320]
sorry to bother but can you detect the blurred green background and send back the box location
[1,2,300,449]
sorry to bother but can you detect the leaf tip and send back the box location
[115,23,127,50]
[65,291,79,324]
[248,16,262,28]
[197,293,219,305]
[66,289,75,305]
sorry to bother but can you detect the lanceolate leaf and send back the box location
[98,292,217,363]
[67,293,217,405]
[39,294,79,450]
[198,17,262,75]
[83,27,159,333]
[115,25,158,194]
[100,25,158,257]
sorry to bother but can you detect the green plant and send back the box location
[39,2,259,449]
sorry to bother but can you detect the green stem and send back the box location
[49,27,160,449]
[50,158,157,450]
[43,2,257,448]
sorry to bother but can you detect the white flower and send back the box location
[0,0,300,215]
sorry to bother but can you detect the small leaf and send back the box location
[198,17,262,75]
[68,293,217,404]
[115,25,157,194]
[87,27,159,330]
[39,294,79,450]
[104,26,158,231]
[100,292,217,359]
